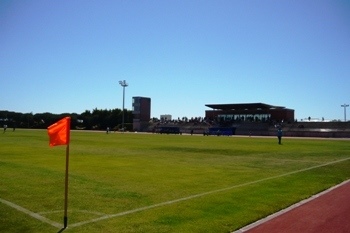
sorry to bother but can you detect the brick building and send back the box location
[132,97,151,131]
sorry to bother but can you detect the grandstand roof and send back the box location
[205,103,286,111]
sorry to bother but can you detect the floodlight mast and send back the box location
[119,80,128,131]
[341,104,349,122]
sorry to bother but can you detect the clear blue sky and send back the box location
[1,0,349,121]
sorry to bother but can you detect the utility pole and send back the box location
[341,104,349,122]
[119,80,128,131]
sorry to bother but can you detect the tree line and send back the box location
[0,108,133,131]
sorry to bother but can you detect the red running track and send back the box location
[235,179,350,233]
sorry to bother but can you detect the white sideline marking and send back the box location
[1,157,349,229]
[70,157,350,228]
[0,198,62,229]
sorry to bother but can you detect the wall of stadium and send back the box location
[205,108,294,123]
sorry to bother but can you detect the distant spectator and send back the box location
[277,128,283,144]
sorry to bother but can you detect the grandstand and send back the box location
[145,103,350,138]
[205,102,294,123]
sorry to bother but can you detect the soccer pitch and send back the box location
[1,130,349,233]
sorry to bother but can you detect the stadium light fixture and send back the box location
[119,80,128,131]
[341,104,349,122]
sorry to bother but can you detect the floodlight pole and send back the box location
[119,80,128,131]
[341,104,349,122]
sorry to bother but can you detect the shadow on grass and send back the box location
[57,227,66,233]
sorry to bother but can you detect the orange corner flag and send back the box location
[47,117,71,147]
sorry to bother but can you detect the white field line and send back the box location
[0,198,62,229]
[1,157,349,229]
[69,157,350,228]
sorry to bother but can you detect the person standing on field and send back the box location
[277,128,283,144]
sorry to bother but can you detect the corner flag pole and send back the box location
[64,143,70,228]
[47,116,71,229]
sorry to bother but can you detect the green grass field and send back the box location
[1,129,349,233]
